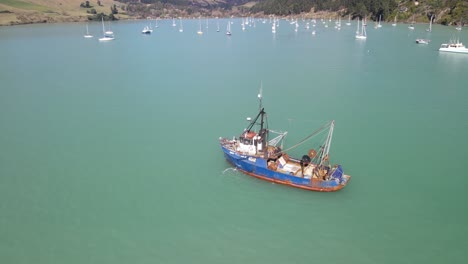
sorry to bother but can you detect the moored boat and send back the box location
[439,39,468,54]
[416,39,430,44]
[141,26,152,34]
[219,89,351,192]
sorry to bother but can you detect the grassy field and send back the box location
[0,0,127,25]
[0,0,50,12]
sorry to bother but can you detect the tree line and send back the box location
[112,0,467,24]
[250,0,467,24]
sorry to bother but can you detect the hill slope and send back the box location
[0,0,129,25]
[1,0,466,26]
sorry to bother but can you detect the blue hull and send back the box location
[221,146,347,191]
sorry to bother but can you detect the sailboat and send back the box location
[346,15,351,26]
[455,20,462,31]
[377,15,382,28]
[216,19,220,32]
[84,23,93,38]
[426,15,433,32]
[99,17,114,41]
[272,19,276,34]
[179,18,183,32]
[172,18,176,27]
[226,21,232,36]
[197,18,203,35]
[105,20,113,36]
[355,18,367,39]
[219,88,351,192]
[408,15,415,30]
[392,15,397,27]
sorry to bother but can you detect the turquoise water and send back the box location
[1,19,467,263]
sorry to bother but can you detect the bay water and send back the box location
[1,19,467,263]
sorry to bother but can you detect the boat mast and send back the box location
[258,81,263,111]
[320,120,335,166]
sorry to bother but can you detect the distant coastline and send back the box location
[1,0,466,27]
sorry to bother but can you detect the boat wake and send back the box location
[222,168,238,174]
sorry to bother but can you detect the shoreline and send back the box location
[1,12,465,27]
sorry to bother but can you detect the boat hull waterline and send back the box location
[221,145,350,192]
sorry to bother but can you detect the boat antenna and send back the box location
[258,81,263,111]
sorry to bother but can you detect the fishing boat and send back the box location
[219,89,351,192]
[439,39,468,54]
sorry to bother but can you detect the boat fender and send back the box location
[308,149,317,158]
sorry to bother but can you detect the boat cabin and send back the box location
[237,129,267,155]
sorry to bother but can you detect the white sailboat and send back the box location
[84,23,93,38]
[355,18,367,39]
[455,20,462,31]
[377,15,382,28]
[217,19,220,32]
[346,15,351,26]
[172,18,176,27]
[226,21,232,36]
[197,18,203,35]
[99,17,114,41]
[179,18,183,32]
[105,20,113,36]
[426,15,433,32]
[272,19,276,34]
[408,15,415,30]
[392,15,397,27]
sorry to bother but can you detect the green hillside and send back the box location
[0,0,466,26]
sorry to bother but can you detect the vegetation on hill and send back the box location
[0,0,466,25]
[250,0,467,25]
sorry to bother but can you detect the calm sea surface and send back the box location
[1,19,467,263]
